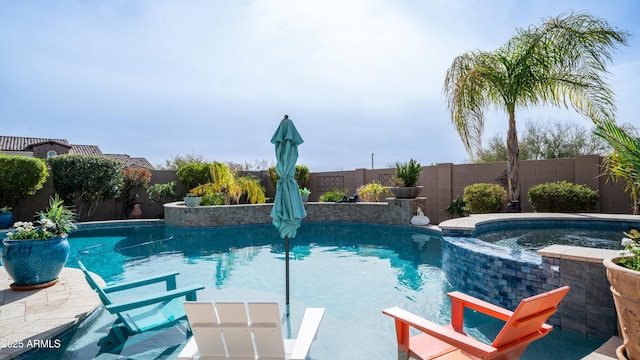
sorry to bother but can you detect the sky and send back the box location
[0,1,638,171]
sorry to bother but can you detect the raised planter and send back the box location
[164,198,427,227]
[604,256,640,360]
[389,186,423,199]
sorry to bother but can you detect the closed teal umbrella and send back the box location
[270,115,306,307]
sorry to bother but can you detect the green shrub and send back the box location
[177,163,213,191]
[463,183,507,214]
[319,189,347,202]
[268,167,278,190]
[357,182,390,202]
[201,192,226,206]
[147,181,179,204]
[295,165,310,189]
[445,196,468,218]
[48,154,124,219]
[122,167,152,210]
[528,181,599,212]
[268,165,310,190]
[0,154,49,207]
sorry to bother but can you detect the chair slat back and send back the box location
[183,301,290,359]
[184,302,226,358]
[216,302,256,358]
[248,302,285,358]
[492,286,569,348]
[77,261,112,305]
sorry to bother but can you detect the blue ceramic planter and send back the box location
[0,213,13,229]
[1,235,70,287]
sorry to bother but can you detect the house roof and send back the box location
[0,135,154,169]
[0,136,70,151]
[69,144,104,156]
[129,157,155,169]
[104,154,155,169]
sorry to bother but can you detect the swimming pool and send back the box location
[473,219,637,251]
[476,227,624,251]
[17,222,605,359]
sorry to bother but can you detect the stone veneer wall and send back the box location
[441,235,618,338]
[549,253,617,338]
[164,198,427,227]
[441,237,562,325]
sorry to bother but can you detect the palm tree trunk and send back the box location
[506,109,521,212]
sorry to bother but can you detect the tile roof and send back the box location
[69,145,103,156]
[130,157,155,169]
[0,136,154,169]
[0,136,69,151]
[103,154,155,169]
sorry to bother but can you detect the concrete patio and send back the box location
[0,267,102,359]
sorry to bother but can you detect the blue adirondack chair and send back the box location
[78,260,205,343]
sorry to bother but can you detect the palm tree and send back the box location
[443,12,629,211]
[594,119,640,214]
[192,161,266,205]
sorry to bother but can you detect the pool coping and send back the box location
[439,213,640,235]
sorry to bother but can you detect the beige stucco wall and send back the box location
[301,156,627,224]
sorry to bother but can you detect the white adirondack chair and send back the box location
[178,301,325,360]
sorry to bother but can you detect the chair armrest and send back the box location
[448,291,513,321]
[104,284,204,314]
[103,272,180,293]
[383,307,496,358]
[290,308,325,360]
[177,337,198,360]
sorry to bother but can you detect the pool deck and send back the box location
[0,267,102,359]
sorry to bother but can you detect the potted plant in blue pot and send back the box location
[1,195,76,290]
[0,206,13,229]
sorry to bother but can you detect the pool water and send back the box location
[476,227,624,251]
[22,223,604,359]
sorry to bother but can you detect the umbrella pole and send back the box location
[285,235,290,316]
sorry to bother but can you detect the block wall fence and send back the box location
[10,155,630,224]
[300,155,629,224]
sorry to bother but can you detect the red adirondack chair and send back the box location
[383,286,570,360]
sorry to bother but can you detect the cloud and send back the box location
[0,0,638,171]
